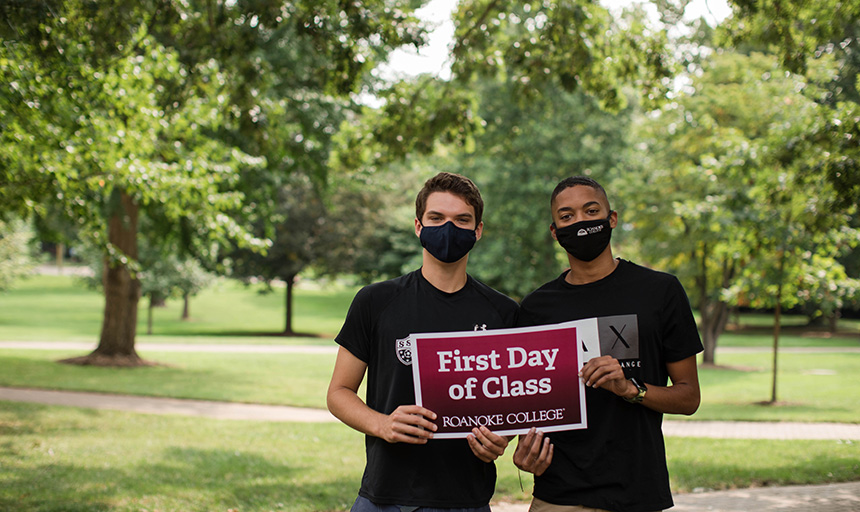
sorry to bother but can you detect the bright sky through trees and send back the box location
[382,0,733,79]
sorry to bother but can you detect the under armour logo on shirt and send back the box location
[474,323,487,331]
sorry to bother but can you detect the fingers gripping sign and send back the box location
[579,355,630,397]
[513,427,554,476]
[381,405,438,444]
[467,426,510,463]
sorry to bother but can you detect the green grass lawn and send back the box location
[1,348,859,422]
[0,273,359,343]
[694,351,860,422]
[1,273,859,510]
[717,330,860,348]
[0,349,335,408]
[1,401,857,512]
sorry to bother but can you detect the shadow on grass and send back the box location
[669,442,860,493]
[0,353,330,408]
[725,323,860,340]
[2,445,358,512]
[138,329,334,340]
[213,330,326,338]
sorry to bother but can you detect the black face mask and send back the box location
[419,221,477,263]
[553,213,613,262]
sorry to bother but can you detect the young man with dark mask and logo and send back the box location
[512,176,703,512]
[327,172,519,512]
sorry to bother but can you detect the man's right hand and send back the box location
[513,427,553,475]
[377,405,438,444]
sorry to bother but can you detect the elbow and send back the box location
[680,402,699,416]
[681,391,701,416]
[326,383,353,421]
[325,384,339,415]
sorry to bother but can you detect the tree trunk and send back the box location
[695,243,736,365]
[284,275,295,335]
[699,299,730,365]
[182,292,190,320]
[828,310,840,333]
[151,291,166,307]
[55,242,64,274]
[147,293,154,335]
[770,250,786,404]
[770,299,781,404]
[62,190,146,367]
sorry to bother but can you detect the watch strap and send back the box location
[624,377,647,403]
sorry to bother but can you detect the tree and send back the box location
[0,0,428,365]
[449,1,675,110]
[227,177,335,336]
[83,237,215,334]
[627,51,858,364]
[461,79,633,299]
[719,0,860,207]
[138,253,215,333]
[329,2,677,299]
[339,1,681,181]
[720,0,860,76]
[726,141,858,402]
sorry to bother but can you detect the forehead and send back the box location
[424,191,475,216]
[552,185,609,211]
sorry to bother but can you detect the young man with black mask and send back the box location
[327,172,519,512]
[513,176,703,512]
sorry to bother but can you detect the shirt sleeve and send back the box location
[334,285,375,363]
[660,276,704,362]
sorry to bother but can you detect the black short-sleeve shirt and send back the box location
[518,259,703,512]
[336,269,519,507]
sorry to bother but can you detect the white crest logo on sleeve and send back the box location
[395,337,412,365]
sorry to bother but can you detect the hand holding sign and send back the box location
[580,355,629,394]
[466,426,510,462]
[378,404,438,444]
[513,427,554,476]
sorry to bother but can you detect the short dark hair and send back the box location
[551,176,611,210]
[415,172,484,226]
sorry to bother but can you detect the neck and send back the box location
[565,251,618,285]
[421,253,469,293]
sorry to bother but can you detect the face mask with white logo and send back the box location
[552,212,613,262]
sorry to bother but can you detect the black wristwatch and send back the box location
[624,378,647,403]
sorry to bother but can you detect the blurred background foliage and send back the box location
[0,0,857,364]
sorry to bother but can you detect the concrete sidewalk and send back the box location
[4,340,859,354]
[0,386,337,422]
[3,386,860,440]
[491,482,860,512]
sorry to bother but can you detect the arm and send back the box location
[580,354,700,415]
[326,346,438,443]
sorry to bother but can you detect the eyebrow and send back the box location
[556,201,602,214]
[426,209,474,219]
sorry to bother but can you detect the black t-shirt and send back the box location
[518,259,703,512]
[335,269,519,507]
